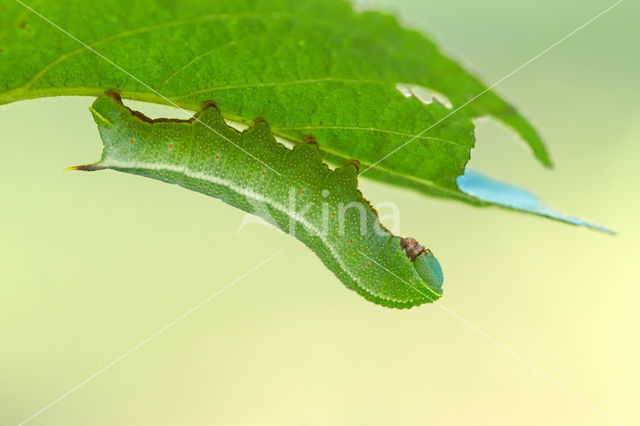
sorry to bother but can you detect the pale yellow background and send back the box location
[1,0,638,425]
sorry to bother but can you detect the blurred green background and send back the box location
[1,0,638,424]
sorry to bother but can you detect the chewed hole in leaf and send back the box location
[396,83,453,109]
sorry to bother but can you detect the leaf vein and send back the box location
[279,126,465,147]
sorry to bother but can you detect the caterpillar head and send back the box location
[401,237,444,292]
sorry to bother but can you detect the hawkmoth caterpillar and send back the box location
[70,90,443,308]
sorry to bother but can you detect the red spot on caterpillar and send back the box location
[332,212,335,216]
[301,190,305,194]
[129,139,134,144]
[169,143,173,149]
[215,154,219,159]
[349,239,353,244]
[262,171,266,176]
[366,264,370,268]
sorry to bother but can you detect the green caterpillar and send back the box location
[71,91,443,308]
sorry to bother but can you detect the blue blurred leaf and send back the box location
[457,170,612,233]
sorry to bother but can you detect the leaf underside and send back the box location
[0,0,556,211]
[77,91,444,309]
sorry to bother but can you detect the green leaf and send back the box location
[72,91,444,308]
[0,0,550,206]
